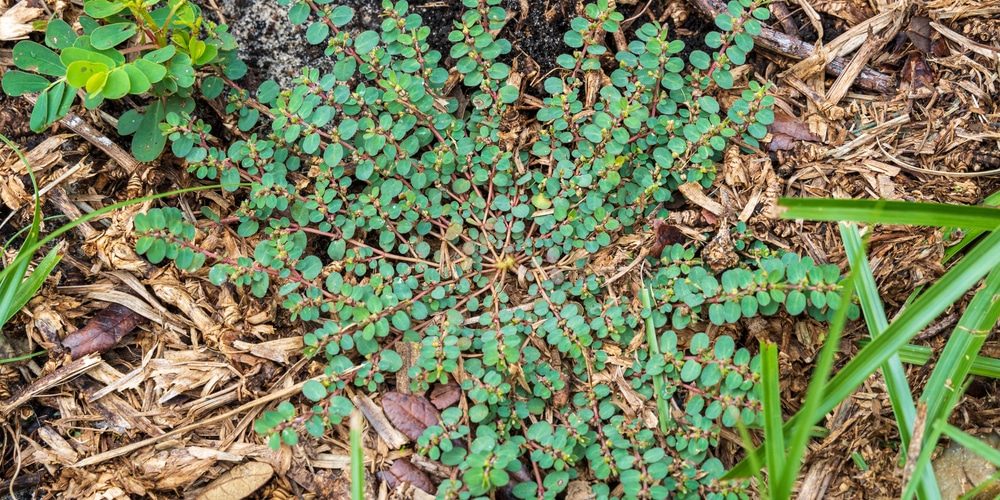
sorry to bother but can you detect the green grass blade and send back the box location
[840,223,916,436]
[2,247,62,326]
[902,377,972,500]
[943,189,1000,261]
[779,198,1000,230]
[901,267,1000,498]
[0,250,32,330]
[0,183,238,318]
[0,349,47,364]
[1,215,67,252]
[641,285,671,434]
[760,341,785,499]
[350,409,365,500]
[736,421,767,498]
[0,133,45,332]
[840,223,939,499]
[920,267,1000,420]
[958,470,1000,500]
[858,340,1000,378]
[727,225,1000,479]
[945,227,988,262]
[778,274,855,500]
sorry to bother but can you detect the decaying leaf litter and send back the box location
[2,0,1000,497]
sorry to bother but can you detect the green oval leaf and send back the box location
[713,69,734,89]
[302,380,327,401]
[90,22,138,50]
[785,289,807,315]
[188,38,207,63]
[84,0,126,18]
[689,50,710,70]
[13,41,65,77]
[132,101,166,162]
[201,75,224,99]
[1,71,51,96]
[306,22,329,45]
[122,63,151,94]
[101,67,130,99]
[680,359,702,382]
[85,69,108,95]
[354,30,380,54]
[65,60,108,88]
[329,5,354,26]
[45,19,78,50]
[378,350,403,372]
[29,87,50,132]
[168,60,195,87]
[193,43,218,66]
[60,46,116,68]
[134,58,167,83]
[143,45,175,63]
[117,108,142,135]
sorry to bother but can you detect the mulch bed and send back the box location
[3,0,1000,498]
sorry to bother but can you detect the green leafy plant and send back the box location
[0,135,224,367]
[0,134,62,360]
[128,0,859,498]
[1,0,245,161]
[725,198,1000,499]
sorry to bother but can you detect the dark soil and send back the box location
[205,0,694,94]
[209,0,569,92]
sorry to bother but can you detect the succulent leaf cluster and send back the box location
[130,0,858,498]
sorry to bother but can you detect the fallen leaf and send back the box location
[901,52,935,89]
[382,392,439,441]
[769,112,821,142]
[767,133,798,152]
[429,382,461,410]
[62,303,145,359]
[196,461,273,500]
[382,459,436,494]
[648,219,684,260]
[906,16,934,55]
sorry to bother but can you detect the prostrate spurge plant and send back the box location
[132,0,855,498]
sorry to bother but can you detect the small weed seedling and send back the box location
[1,0,245,160]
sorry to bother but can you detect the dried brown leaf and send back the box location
[62,303,144,360]
[769,112,821,142]
[429,382,461,410]
[648,219,684,260]
[767,133,799,152]
[196,462,273,500]
[906,16,934,55]
[901,52,935,89]
[382,459,436,494]
[382,392,439,441]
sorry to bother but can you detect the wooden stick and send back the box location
[686,0,895,93]
[21,95,140,173]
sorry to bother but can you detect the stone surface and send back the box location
[203,0,570,93]
[933,433,1000,499]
